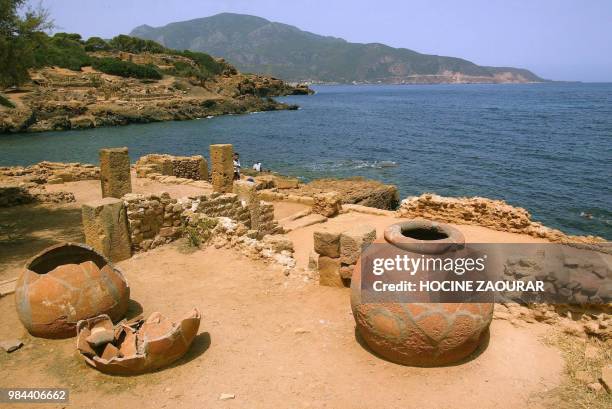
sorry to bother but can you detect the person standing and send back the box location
[253,161,262,172]
[233,152,241,180]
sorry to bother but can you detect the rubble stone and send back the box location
[312,191,342,217]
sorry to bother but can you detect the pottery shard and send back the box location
[82,197,131,262]
[99,147,132,198]
[318,256,344,287]
[312,192,342,218]
[340,225,376,265]
[313,230,341,258]
[210,144,234,193]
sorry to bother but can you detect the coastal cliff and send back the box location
[0,36,312,134]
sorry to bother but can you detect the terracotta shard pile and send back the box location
[76,309,201,375]
[15,243,130,338]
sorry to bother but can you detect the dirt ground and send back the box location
[0,243,563,409]
[0,179,569,408]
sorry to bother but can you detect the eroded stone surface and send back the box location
[210,144,234,193]
[99,147,132,198]
[312,192,342,218]
[82,197,131,262]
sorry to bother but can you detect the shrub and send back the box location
[84,37,111,52]
[0,93,15,108]
[33,33,91,71]
[108,35,166,54]
[91,57,162,79]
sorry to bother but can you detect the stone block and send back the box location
[210,144,234,193]
[318,256,344,287]
[99,147,132,198]
[339,225,377,265]
[82,197,131,262]
[312,191,342,217]
[275,177,299,189]
[340,264,355,280]
[313,229,342,258]
[262,235,294,253]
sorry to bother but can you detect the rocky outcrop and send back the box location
[0,55,309,134]
[280,178,400,210]
[396,193,605,245]
[0,184,75,207]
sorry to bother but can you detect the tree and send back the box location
[0,0,53,88]
[84,36,110,52]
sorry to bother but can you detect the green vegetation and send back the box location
[0,93,15,108]
[34,33,91,71]
[91,57,162,79]
[84,36,110,52]
[0,2,226,87]
[130,12,544,83]
[0,0,53,87]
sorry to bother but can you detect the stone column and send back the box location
[82,197,131,262]
[100,147,132,198]
[210,144,234,193]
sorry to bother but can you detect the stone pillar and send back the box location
[100,147,132,198]
[82,197,132,262]
[210,144,234,193]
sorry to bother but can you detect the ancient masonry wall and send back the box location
[123,192,280,252]
[135,154,208,181]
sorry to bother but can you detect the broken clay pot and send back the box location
[76,308,201,375]
[15,242,130,338]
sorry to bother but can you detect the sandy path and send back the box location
[0,243,562,409]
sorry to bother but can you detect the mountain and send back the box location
[130,13,544,84]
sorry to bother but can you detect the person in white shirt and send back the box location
[253,161,262,172]
[233,153,241,180]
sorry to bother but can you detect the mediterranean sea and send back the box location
[1,83,610,239]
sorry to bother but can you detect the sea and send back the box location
[1,83,610,240]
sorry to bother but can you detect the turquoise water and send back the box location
[1,83,611,239]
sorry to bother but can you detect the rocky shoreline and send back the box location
[0,56,311,134]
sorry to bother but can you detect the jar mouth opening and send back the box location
[26,243,108,275]
[400,226,449,241]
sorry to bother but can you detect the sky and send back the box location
[38,0,612,82]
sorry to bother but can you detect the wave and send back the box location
[307,159,399,171]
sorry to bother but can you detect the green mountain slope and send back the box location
[130,13,544,84]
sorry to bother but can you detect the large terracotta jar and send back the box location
[351,220,493,366]
[15,243,130,339]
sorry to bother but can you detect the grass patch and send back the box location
[543,332,611,408]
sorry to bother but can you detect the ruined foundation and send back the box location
[210,144,234,193]
[99,147,132,198]
[135,154,208,180]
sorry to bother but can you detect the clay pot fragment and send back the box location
[76,308,201,375]
[15,242,130,338]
